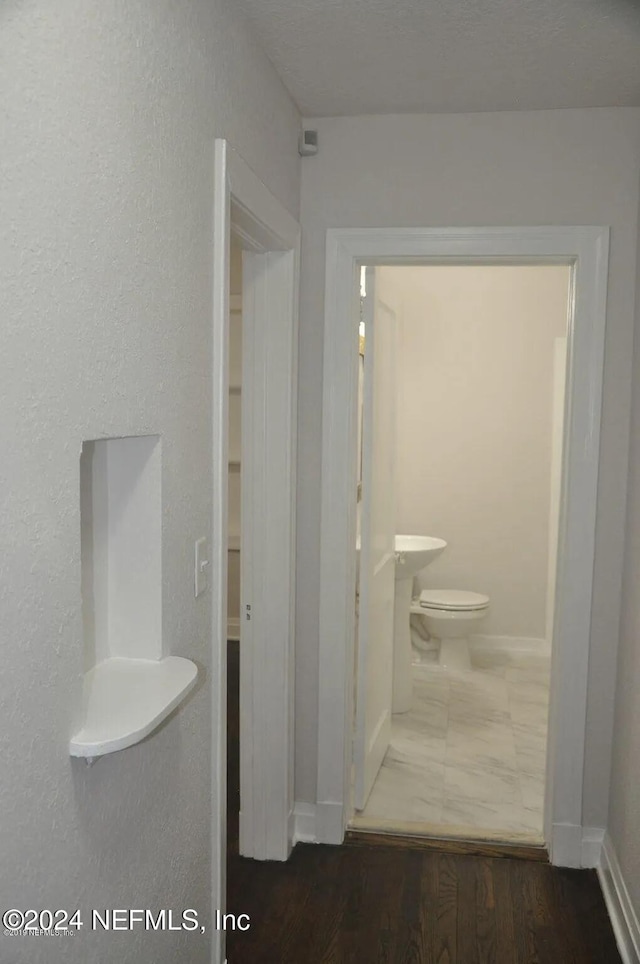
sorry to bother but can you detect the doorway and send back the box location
[316,226,609,868]
[226,239,243,861]
[351,263,570,846]
[212,140,300,964]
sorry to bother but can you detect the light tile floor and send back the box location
[351,643,550,843]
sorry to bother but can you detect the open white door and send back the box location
[238,248,297,860]
[354,266,397,810]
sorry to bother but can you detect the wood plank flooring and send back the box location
[226,642,621,964]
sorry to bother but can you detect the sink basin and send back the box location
[355,534,446,582]
[394,534,447,580]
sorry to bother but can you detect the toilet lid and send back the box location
[419,589,489,612]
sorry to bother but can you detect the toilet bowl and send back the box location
[418,589,490,672]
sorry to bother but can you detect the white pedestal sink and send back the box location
[392,535,447,713]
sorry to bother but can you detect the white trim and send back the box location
[598,832,640,964]
[316,226,610,867]
[212,139,299,964]
[469,634,551,654]
[547,822,584,868]
[316,801,347,845]
[551,822,606,869]
[581,826,605,869]
[546,336,567,647]
[211,139,230,964]
[293,802,319,844]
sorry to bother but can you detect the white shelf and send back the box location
[69,656,198,759]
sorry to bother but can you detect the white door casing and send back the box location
[354,267,397,810]
[317,226,609,868]
[212,139,299,964]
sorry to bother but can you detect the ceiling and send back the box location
[239,0,640,117]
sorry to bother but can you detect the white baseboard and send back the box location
[598,832,640,964]
[296,800,351,846]
[407,612,551,655]
[551,823,604,869]
[470,634,550,654]
[316,801,345,844]
[581,826,605,868]
[292,802,318,844]
[550,822,583,867]
[227,618,240,641]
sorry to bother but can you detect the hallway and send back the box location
[227,841,620,963]
[225,642,620,964]
[4,0,640,960]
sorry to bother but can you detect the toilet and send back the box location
[418,589,490,672]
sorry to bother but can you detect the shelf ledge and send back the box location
[69,656,198,758]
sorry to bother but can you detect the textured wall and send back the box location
[296,108,640,830]
[0,1,299,961]
[390,264,569,639]
[608,173,640,916]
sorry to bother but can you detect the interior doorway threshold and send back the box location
[346,819,547,862]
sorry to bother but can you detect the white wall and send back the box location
[389,264,569,639]
[607,172,640,919]
[296,108,640,833]
[0,1,299,961]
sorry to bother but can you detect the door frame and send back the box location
[316,226,609,867]
[212,139,299,962]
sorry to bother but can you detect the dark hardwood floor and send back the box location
[226,641,621,963]
[227,639,240,859]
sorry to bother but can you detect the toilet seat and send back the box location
[419,589,489,612]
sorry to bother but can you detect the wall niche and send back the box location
[71,435,197,761]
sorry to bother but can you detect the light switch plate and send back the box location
[195,537,209,598]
